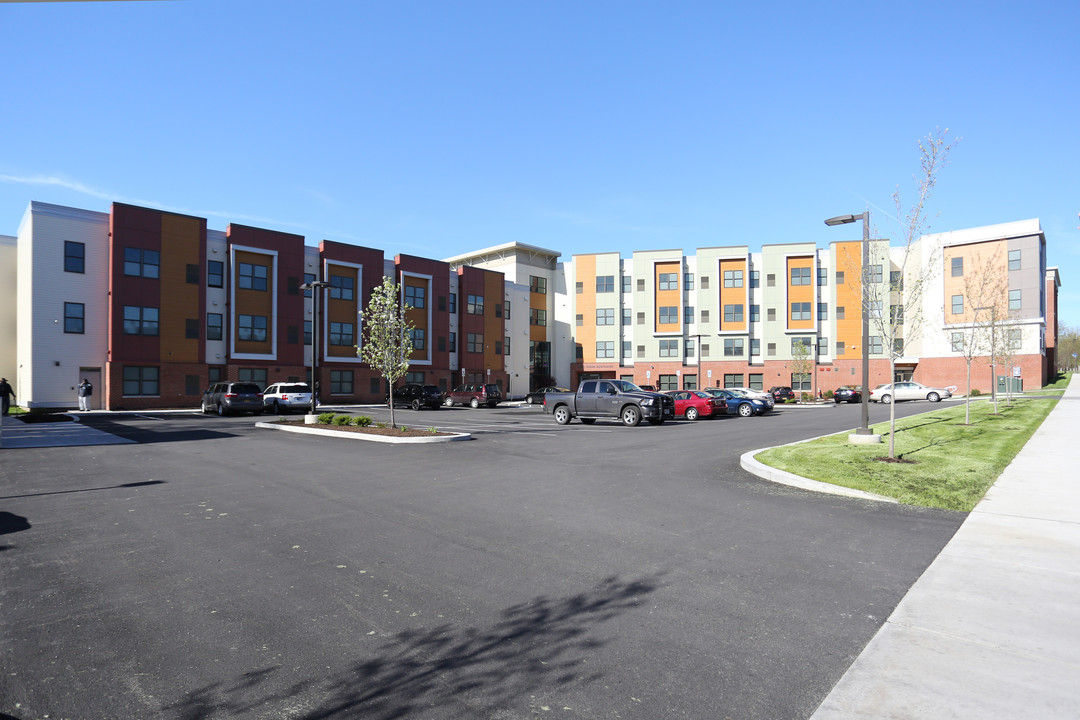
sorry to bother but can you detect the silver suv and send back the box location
[263,382,313,414]
[201,382,264,416]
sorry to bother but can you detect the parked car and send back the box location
[869,381,952,404]
[524,386,570,405]
[769,386,795,402]
[262,382,313,414]
[663,390,727,420]
[201,381,264,416]
[730,387,776,407]
[543,380,675,426]
[833,386,862,404]
[388,383,444,410]
[446,383,503,408]
[702,388,771,417]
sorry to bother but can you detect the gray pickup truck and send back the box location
[542,379,676,426]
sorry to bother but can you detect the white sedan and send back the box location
[869,381,952,404]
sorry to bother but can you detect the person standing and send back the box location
[78,378,93,411]
[0,377,14,416]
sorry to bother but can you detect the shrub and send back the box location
[399,425,409,432]
[375,422,388,428]
[823,390,834,399]
[318,412,337,424]
[800,392,813,402]
[971,388,983,396]
[353,415,372,427]
[332,414,353,426]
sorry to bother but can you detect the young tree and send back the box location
[953,249,1008,423]
[790,339,813,401]
[359,276,416,429]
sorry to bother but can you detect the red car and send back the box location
[663,390,728,420]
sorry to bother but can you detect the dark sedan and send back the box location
[833,386,863,404]
[387,384,444,410]
[524,386,570,405]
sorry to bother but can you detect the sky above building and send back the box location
[3,0,1078,331]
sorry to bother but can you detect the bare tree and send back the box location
[359,276,416,429]
[952,248,1008,423]
[790,339,813,401]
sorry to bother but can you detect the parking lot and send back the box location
[1,400,965,719]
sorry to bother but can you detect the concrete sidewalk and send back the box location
[809,376,1080,719]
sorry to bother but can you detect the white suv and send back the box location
[262,382,313,414]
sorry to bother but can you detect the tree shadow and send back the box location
[164,573,662,719]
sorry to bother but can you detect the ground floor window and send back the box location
[748,374,764,391]
[791,373,811,391]
[331,370,353,394]
[724,374,743,388]
[208,365,224,384]
[658,374,678,391]
[239,368,268,389]
[683,374,698,390]
[405,371,425,384]
[185,375,200,396]
[123,366,159,396]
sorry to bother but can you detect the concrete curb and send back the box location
[256,421,472,443]
[740,443,898,503]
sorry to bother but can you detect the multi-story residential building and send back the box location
[3,201,1059,410]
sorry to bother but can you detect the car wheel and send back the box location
[526,396,534,405]
[553,405,572,425]
[412,399,422,411]
[470,397,480,409]
[686,407,699,421]
[217,403,226,417]
[581,418,596,424]
[444,397,454,407]
[621,405,642,427]
[738,403,753,417]
[881,394,892,404]
[927,392,941,402]
[272,401,281,414]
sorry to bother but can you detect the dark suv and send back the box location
[445,384,503,408]
[388,384,444,410]
[770,386,795,402]
[201,382,264,416]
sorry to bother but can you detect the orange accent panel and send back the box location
[234,249,275,355]
[654,261,681,332]
[326,264,359,357]
[787,256,815,330]
[576,256,597,360]
[403,275,429,361]
[160,214,202,363]
[718,258,748,332]
[834,242,863,356]
[943,240,1007,324]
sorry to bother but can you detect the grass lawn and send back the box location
[755,395,1059,511]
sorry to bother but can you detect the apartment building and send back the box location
[4,200,1059,410]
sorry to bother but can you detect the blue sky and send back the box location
[3,0,1078,326]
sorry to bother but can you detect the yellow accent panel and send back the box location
[160,214,202,363]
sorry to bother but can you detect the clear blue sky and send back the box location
[3,1,1078,326]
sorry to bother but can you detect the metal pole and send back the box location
[858,211,871,434]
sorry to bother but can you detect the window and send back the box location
[596,340,615,359]
[467,333,483,353]
[700,343,710,358]
[449,331,456,349]
[409,328,425,351]
[186,264,199,284]
[403,284,425,308]
[684,306,694,323]
[749,271,760,288]
[622,276,632,293]
[622,308,632,326]
[890,305,904,325]
[700,309,709,324]
[658,273,679,290]
[328,322,354,346]
[723,270,744,288]
[791,373,811,391]
[596,275,615,293]
[700,276,709,290]
[724,338,744,357]
[1009,289,1022,311]
[684,374,698,390]
[504,335,510,354]
[767,343,776,356]
[575,314,583,327]
[596,308,615,325]
[185,318,199,340]
[208,366,223,384]
[767,274,776,287]
[302,272,315,297]
[467,295,484,315]
[64,241,85,273]
[371,377,383,394]
[659,306,678,324]
[818,303,829,321]
[637,312,645,325]
[869,265,883,283]
[894,338,904,355]
[659,339,679,357]
[818,268,828,286]
[750,305,760,322]
[122,366,158,396]
[951,257,964,277]
[530,308,547,326]
[1008,328,1022,350]
[890,270,903,291]
[238,368,268,388]
[328,274,354,301]
[1009,249,1021,271]
[790,302,811,321]
[658,374,678,391]
[185,375,200,396]
[685,338,695,357]
[449,293,457,313]
[684,273,695,290]
[637,278,646,292]
[724,304,744,323]
[622,340,632,359]
[530,275,547,294]
[790,267,811,286]
[637,345,645,358]
[207,313,223,341]
[303,320,312,345]
[951,295,964,314]
[330,370,353,395]
[494,339,502,355]
[818,337,828,355]
[836,271,845,285]
[749,374,763,391]
[123,306,159,336]
[124,248,160,278]
[238,314,268,342]
[724,374,744,388]
[575,344,584,360]
[750,338,760,356]
[869,301,883,319]
[837,306,846,320]
[64,302,84,333]
[575,282,583,294]
[837,341,846,355]
[951,332,964,351]
[767,308,776,322]
[791,337,812,354]
[495,303,503,318]
[869,336,883,354]
[238,262,268,291]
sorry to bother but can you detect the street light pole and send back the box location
[300,279,330,416]
[825,212,872,435]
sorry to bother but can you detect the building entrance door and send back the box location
[80,367,102,410]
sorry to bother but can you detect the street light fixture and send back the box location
[300,279,330,417]
[825,211,873,435]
